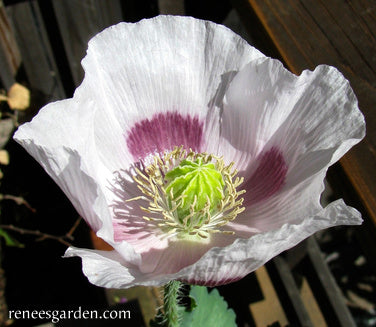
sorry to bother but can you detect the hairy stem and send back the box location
[163,280,181,327]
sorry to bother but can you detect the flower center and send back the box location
[129,147,245,240]
[165,157,224,223]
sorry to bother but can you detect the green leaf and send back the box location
[181,286,237,327]
[0,228,24,247]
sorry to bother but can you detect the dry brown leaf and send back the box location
[0,150,9,165]
[7,83,30,110]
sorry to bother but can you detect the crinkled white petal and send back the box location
[82,15,264,167]
[217,58,365,232]
[65,199,361,288]
[64,248,143,289]
[13,92,114,240]
[137,233,237,274]
[218,59,365,172]
[64,232,237,288]
[234,169,327,233]
[217,58,297,168]
[181,199,361,285]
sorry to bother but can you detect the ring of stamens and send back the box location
[128,146,245,240]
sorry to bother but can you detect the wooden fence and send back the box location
[0,0,159,102]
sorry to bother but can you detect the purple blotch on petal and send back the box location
[243,147,288,206]
[126,111,204,161]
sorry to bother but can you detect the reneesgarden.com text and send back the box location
[9,307,131,323]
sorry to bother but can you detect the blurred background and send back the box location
[0,0,375,326]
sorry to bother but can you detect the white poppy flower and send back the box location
[14,16,365,289]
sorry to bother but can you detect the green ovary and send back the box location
[164,158,224,224]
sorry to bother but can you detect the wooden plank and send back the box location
[52,0,123,86]
[300,0,376,85]
[322,0,376,77]
[299,277,327,326]
[269,257,314,326]
[0,4,20,89]
[348,0,376,40]
[249,265,289,326]
[306,237,357,326]
[158,0,185,15]
[5,1,65,100]
[237,0,376,229]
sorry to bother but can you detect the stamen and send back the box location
[128,146,245,240]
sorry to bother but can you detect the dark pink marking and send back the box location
[126,112,204,161]
[243,147,287,206]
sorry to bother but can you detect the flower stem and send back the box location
[163,280,181,327]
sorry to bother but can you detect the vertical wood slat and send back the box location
[52,0,123,87]
[271,257,314,327]
[0,4,21,89]
[305,237,357,326]
[6,1,65,100]
[158,0,185,15]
